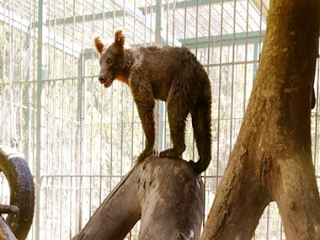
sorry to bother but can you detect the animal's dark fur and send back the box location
[94,30,212,173]
[311,88,316,109]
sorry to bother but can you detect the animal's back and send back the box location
[137,46,202,75]
[133,46,209,102]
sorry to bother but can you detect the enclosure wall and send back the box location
[0,0,319,239]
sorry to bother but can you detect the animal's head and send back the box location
[94,30,126,88]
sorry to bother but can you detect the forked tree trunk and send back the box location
[201,0,320,239]
[73,156,204,240]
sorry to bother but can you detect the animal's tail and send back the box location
[190,84,212,174]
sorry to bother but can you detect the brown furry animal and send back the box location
[94,30,212,173]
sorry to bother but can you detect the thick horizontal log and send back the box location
[74,155,204,240]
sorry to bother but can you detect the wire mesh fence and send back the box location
[0,0,319,239]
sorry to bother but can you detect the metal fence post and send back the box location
[253,41,259,80]
[78,51,86,232]
[36,0,46,238]
[155,0,165,153]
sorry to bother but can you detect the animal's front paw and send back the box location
[137,148,155,163]
[159,148,181,159]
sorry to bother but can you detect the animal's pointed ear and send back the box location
[94,36,104,54]
[114,30,125,48]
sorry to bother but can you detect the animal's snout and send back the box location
[98,73,113,88]
[98,74,105,83]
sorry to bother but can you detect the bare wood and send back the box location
[74,156,204,240]
[201,0,320,239]
[0,216,17,240]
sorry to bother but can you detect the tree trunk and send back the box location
[201,0,320,239]
[73,156,204,240]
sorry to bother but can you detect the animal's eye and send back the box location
[107,58,112,64]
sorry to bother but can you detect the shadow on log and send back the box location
[73,156,204,240]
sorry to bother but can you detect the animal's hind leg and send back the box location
[189,97,212,173]
[159,85,189,159]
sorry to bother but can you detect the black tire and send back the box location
[0,147,35,240]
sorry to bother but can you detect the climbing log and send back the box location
[74,156,204,240]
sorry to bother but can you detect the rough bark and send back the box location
[74,156,204,240]
[201,0,320,239]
